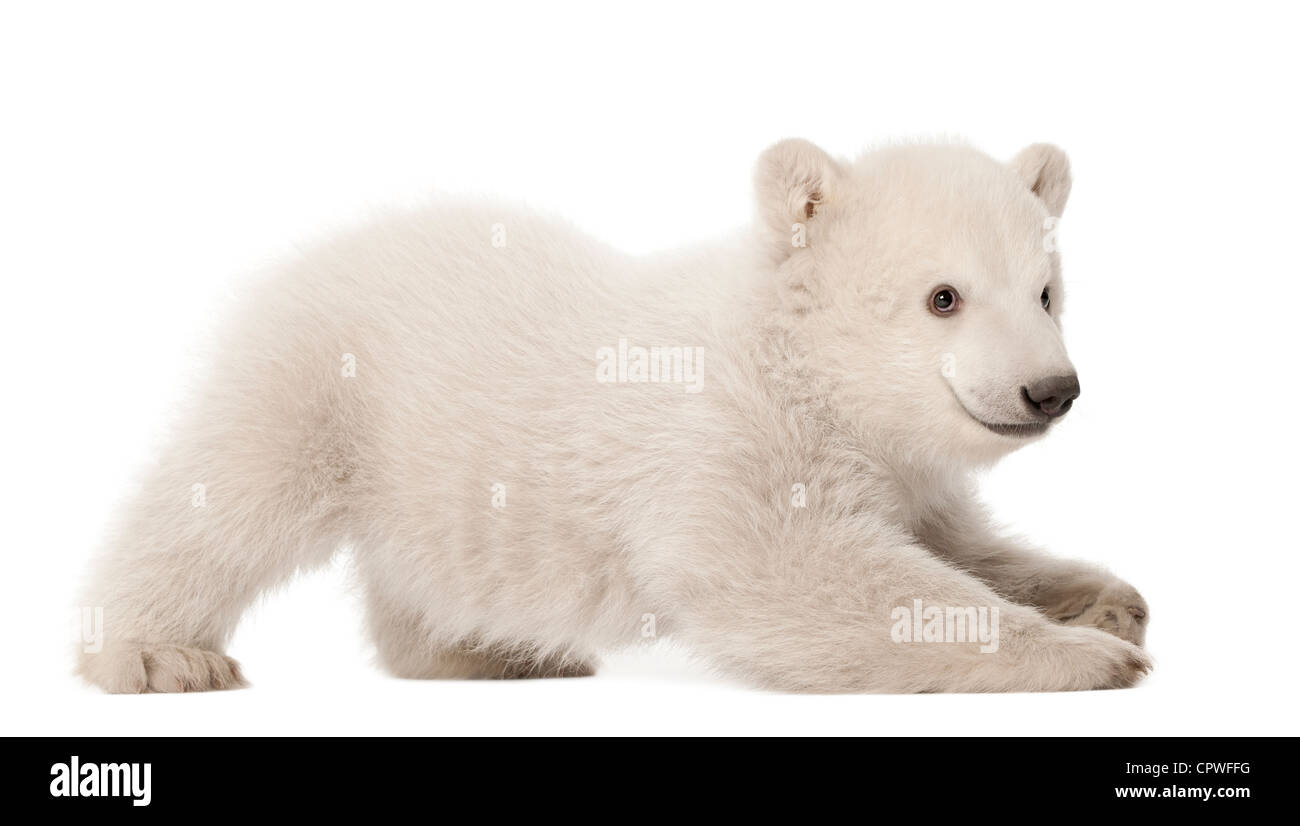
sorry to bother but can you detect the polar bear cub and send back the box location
[78,138,1150,693]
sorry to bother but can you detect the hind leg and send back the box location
[366,592,596,680]
[415,645,596,680]
[79,463,347,692]
[78,374,355,692]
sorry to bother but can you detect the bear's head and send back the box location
[755,139,1078,466]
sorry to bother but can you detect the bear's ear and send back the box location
[1011,143,1072,217]
[754,138,843,264]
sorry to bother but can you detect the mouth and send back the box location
[969,418,1051,438]
[951,390,1051,438]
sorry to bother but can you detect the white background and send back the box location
[2,1,1297,736]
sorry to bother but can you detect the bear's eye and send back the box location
[1041,287,1051,310]
[929,286,960,316]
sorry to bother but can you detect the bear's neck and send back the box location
[694,254,972,523]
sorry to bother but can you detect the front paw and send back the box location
[1045,579,1149,647]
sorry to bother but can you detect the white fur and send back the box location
[78,139,1150,693]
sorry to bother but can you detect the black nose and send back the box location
[1023,374,1080,418]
